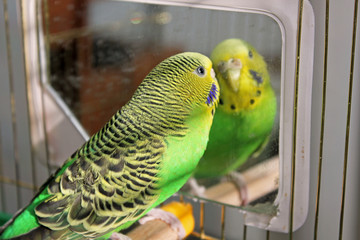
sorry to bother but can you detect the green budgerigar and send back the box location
[193,39,276,202]
[0,52,219,239]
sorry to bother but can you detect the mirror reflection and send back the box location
[44,0,281,209]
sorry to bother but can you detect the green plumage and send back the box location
[0,52,219,239]
[194,39,277,178]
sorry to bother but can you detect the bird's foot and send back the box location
[226,171,248,206]
[186,177,207,198]
[109,232,132,240]
[139,208,186,239]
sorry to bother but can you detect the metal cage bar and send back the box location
[313,0,330,239]
[39,0,52,176]
[2,0,22,210]
[289,0,304,238]
[338,0,359,239]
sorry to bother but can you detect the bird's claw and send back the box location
[186,177,207,198]
[109,232,132,240]
[226,171,249,206]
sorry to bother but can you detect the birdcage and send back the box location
[0,0,359,239]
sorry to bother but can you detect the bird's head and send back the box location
[211,38,271,113]
[132,52,220,118]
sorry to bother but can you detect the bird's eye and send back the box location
[217,62,225,72]
[249,50,253,58]
[195,66,206,77]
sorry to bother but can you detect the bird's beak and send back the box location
[211,68,217,82]
[218,58,242,93]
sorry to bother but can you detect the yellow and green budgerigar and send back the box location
[0,52,219,239]
[194,39,276,199]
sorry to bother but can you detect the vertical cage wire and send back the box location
[16,0,36,198]
[39,0,52,176]
[0,131,5,211]
[243,225,247,240]
[2,0,22,210]
[220,205,225,240]
[313,0,330,239]
[199,202,205,238]
[289,0,304,238]
[338,0,359,239]
[0,0,6,205]
[21,0,39,195]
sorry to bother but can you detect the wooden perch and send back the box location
[127,219,179,240]
[205,156,279,205]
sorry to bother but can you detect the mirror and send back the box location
[43,0,281,211]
